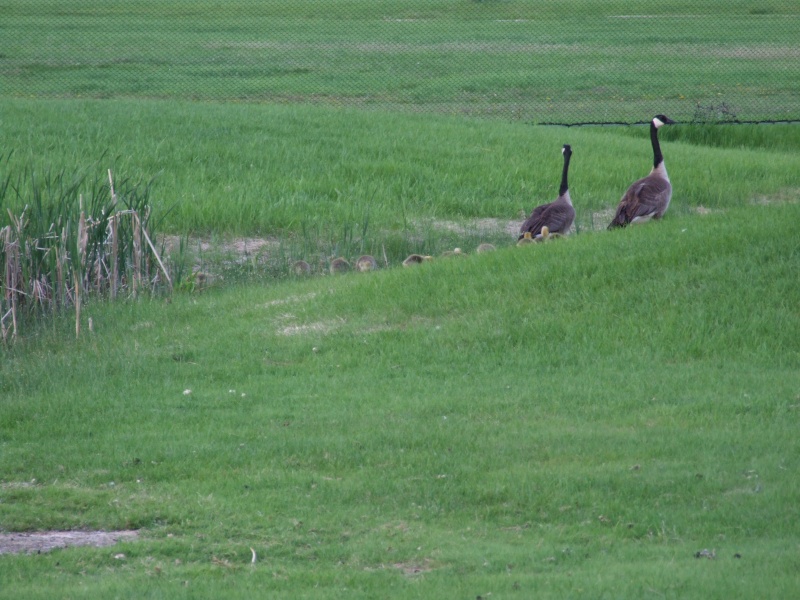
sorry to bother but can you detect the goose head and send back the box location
[652,115,676,128]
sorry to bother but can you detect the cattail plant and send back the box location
[0,157,171,341]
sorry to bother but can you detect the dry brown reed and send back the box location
[0,166,171,341]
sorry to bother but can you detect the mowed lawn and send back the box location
[1,1,800,597]
[1,201,799,598]
[1,0,798,121]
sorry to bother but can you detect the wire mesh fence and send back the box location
[2,1,799,124]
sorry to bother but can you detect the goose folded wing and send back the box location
[520,203,549,236]
[520,211,548,238]
[629,178,672,220]
[520,201,574,238]
[542,202,575,234]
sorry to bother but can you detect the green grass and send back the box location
[2,0,798,122]
[1,2,799,596]
[1,203,799,598]
[660,121,800,151]
[2,98,799,239]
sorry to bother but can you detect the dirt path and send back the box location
[0,530,138,555]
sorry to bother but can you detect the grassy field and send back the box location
[2,1,800,597]
[2,98,799,241]
[1,202,799,598]
[2,0,799,122]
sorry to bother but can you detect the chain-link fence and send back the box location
[3,1,798,124]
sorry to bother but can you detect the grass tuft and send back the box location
[0,157,170,339]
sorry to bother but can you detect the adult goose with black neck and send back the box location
[519,144,575,241]
[608,115,676,229]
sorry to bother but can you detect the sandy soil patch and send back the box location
[752,188,800,205]
[587,208,617,230]
[278,321,339,336]
[260,292,319,309]
[0,530,139,555]
[416,217,521,236]
[161,235,279,256]
[393,558,436,576]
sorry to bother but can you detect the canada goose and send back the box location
[329,257,350,274]
[516,231,534,246]
[292,260,311,275]
[476,243,496,253]
[402,254,433,267]
[608,115,676,229]
[355,254,378,272]
[519,144,575,241]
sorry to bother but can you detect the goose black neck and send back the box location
[651,121,664,168]
[559,151,571,196]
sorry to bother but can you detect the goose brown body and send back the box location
[519,144,575,240]
[402,254,433,266]
[292,260,311,275]
[355,255,378,272]
[329,257,350,274]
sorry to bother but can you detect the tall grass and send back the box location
[2,99,797,306]
[2,99,798,239]
[0,156,170,340]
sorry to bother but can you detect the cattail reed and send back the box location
[0,160,171,339]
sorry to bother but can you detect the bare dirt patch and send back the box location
[0,530,139,555]
[278,320,341,337]
[161,234,280,257]
[393,558,436,576]
[415,217,521,237]
[751,187,800,205]
[259,292,319,309]
[587,208,617,230]
[695,205,717,215]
